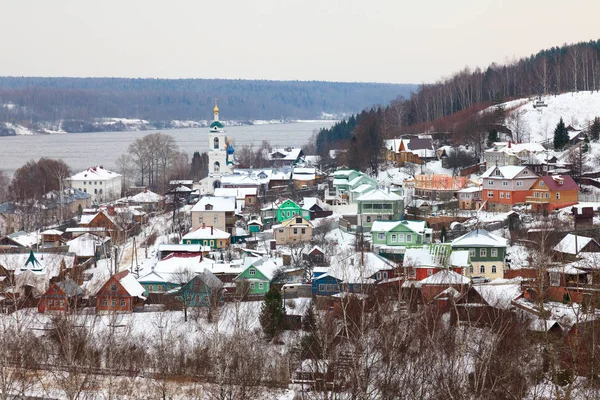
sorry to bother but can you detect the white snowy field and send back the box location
[483,91,600,143]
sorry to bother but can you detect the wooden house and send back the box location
[171,269,224,307]
[95,270,146,313]
[526,175,579,213]
[38,278,83,313]
[273,216,313,245]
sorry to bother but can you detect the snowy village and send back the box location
[1,90,600,398]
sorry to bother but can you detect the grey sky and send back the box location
[1,0,598,84]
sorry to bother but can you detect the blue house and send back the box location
[174,269,224,307]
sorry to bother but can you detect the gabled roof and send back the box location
[315,252,393,284]
[481,165,533,179]
[191,196,236,212]
[238,256,281,281]
[553,234,597,255]
[269,148,303,161]
[473,283,522,310]
[128,190,164,203]
[279,215,313,228]
[70,166,121,181]
[371,220,427,234]
[452,229,508,248]
[107,270,145,298]
[420,269,470,285]
[538,175,578,191]
[181,226,231,241]
[356,188,402,202]
[55,278,84,297]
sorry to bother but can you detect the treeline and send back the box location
[316,39,600,166]
[0,77,415,124]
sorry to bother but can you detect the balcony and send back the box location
[525,196,549,204]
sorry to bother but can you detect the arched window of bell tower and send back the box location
[214,137,219,150]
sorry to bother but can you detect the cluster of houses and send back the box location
[2,103,600,366]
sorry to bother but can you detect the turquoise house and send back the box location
[173,270,224,307]
[234,257,281,295]
[276,199,310,222]
[137,271,179,295]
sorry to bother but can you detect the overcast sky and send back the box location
[1,0,599,84]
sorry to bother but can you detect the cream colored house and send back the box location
[191,196,236,235]
[273,216,313,245]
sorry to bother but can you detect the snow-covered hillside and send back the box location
[485,91,600,143]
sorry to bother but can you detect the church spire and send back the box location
[213,98,219,122]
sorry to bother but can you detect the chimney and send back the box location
[202,222,205,229]
[211,226,214,235]
[508,141,511,149]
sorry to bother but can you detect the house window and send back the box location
[378,233,385,240]
[110,283,117,291]
[103,299,108,306]
[491,248,498,257]
[480,265,485,274]
[480,248,487,257]
[545,193,550,199]
[540,181,545,186]
[214,217,218,224]
[469,248,475,257]
[383,271,388,279]
[376,272,382,280]
[293,228,298,234]
[500,192,504,198]
[60,300,65,307]
[391,234,397,242]
[94,189,97,194]
[111,299,116,306]
[186,240,191,244]
[287,211,291,217]
[488,180,494,186]
[48,299,53,307]
[502,181,508,186]
[199,217,203,224]
[296,217,302,223]
[427,269,433,276]
[250,282,255,289]
[366,216,371,223]
[214,162,220,173]
[319,284,325,292]
[406,234,412,243]
[408,268,416,279]
[469,265,474,274]
[556,192,560,200]
[398,234,405,243]
[219,241,223,246]
[148,284,154,292]
[534,192,539,198]
[491,265,497,274]
[210,240,214,246]
[120,299,126,306]
[333,285,340,292]
[487,191,494,198]
[516,181,523,187]
[259,283,264,290]
[157,285,163,292]
[506,193,510,199]
[495,169,501,176]
[249,269,256,275]
[326,284,332,292]
[301,228,306,234]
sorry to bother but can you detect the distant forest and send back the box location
[0,77,415,123]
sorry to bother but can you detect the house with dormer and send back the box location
[273,216,313,245]
[234,256,282,295]
[451,229,508,280]
[327,170,377,205]
[95,270,145,313]
[269,148,304,167]
[481,165,538,212]
[385,135,436,165]
[181,224,231,249]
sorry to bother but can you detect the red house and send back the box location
[95,270,146,313]
[38,278,83,313]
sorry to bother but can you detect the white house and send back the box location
[67,166,122,204]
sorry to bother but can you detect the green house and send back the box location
[276,199,310,223]
[331,170,378,203]
[137,271,180,295]
[234,257,281,295]
[181,226,231,249]
[451,228,508,280]
[356,189,404,231]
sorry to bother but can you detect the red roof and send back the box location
[539,175,578,191]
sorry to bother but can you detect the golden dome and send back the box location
[213,105,219,114]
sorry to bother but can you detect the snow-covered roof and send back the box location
[547,265,587,275]
[191,196,236,212]
[118,271,146,298]
[450,250,470,267]
[302,197,327,211]
[239,256,282,281]
[269,148,302,161]
[474,283,522,309]
[69,166,121,181]
[481,165,531,179]
[67,233,109,258]
[316,252,394,284]
[41,229,63,236]
[214,187,258,199]
[452,229,508,248]
[356,188,402,202]
[182,226,230,241]
[553,234,596,255]
[5,231,39,248]
[371,220,427,234]
[457,186,482,193]
[128,190,164,203]
[420,269,470,285]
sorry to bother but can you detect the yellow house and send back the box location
[273,216,313,245]
[526,175,579,213]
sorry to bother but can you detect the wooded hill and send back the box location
[317,39,600,165]
[0,77,415,123]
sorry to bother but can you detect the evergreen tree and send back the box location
[553,117,569,150]
[190,151,208,181]
[486,129,499,148]
[259,287,286,340]
[590,117,600,141]
[300,301,321,359]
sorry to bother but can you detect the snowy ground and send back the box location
[484,91,600,143]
